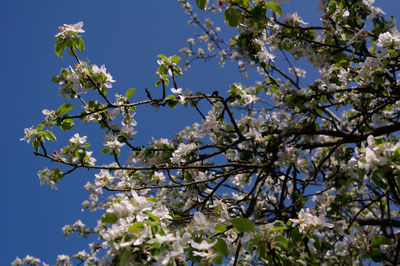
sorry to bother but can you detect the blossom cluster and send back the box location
[18,0,400,265]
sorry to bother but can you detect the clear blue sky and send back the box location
[1,0,400,264]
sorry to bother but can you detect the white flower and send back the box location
[197,48,204,56]
[171,87,182,94]
[103,134,125,152]
[377,32,399,47]
[192,251,210,257]
[94,170,114,186]
[359,57,379,80]
[121,117,137,137]
[111,198,134,217]
[38,168,61,189]
[193,212,207,225]
[363,0,385,15]
[151,206,172,220]
[69,133,87,145]
[171,143,197,164]
[192,211,215,233]
[73,220,85,228]
[57,254,70,264]
[22,255,41,265]
[11,257,23,266]
[289,208,333,233]
[42,109,58,127]
[92,64,115,88]
[190,240,216,250]
[187,38,195,45]
[153,171,166,181]
[72,250,89,260]
[156,233,175,243]
[282,12,308,26]
[55,21,84,39]
[20,126,37,143]
[289,67,306,78]
[257,47,275,63]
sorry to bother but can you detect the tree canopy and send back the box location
[17,0,400,265]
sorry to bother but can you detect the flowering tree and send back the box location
[17,0,400,265]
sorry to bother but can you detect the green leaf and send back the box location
[60,121,75,131]
[32,139,40,152]
[230,218,255,232]
[76,38,85,52]
[157,54,168,61]
[146,212,160,221]
[146,197,158,203]
[236,0,250,8]
[128,222,145,232]
[371,235,391,247]
[101,148,111,154]
[118,249,131,266]
[213,238,229,257]
[267,2,283,17]
[101,213,118,224]
[75,149,86,161]
[55,41,66,58]
[289,228,303,242]
[173,66,183,75]
[296,259,308,266]
[370,248,383,262]
[171,55,181,63]
[371,171,388,189]
[224,8,241,27]
[215,223,227,233]
[125,88,136,99]
[250,5,266,24]
[269,226,287,233]
[274,235,289,250]
[212,254,224,264]
[43,131,57,142]
[57,103,74,115]
[312,235,322,251]
[196,0,209,10]
[36,124,45,131]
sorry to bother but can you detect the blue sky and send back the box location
[2,0,400,264]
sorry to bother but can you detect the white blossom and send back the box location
[55,21,84,39]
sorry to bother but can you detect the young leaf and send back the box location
[157,54,168,61]
[60,121,75,131]
[125,88,136,99]
[213,238,229,257]
[196,0,209,10]
[128,222,145,232]
[76,38,85,52]
[212,254,224,264]
[215,223,227,233]
[230,218,255,232]
[267,2,283,17]
[118,249,131,266]
[371,235,391,247]
[171,55,181,63]
[55,41,66,58]
[44,131,57,142]
[57,103,74,115]
[224,8,241,27]
[101,213,118,224]
[274,235,289,250]
[32,139,40,152]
